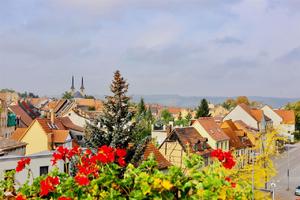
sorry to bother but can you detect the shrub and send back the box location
[1,147,252,199]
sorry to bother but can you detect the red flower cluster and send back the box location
[73,145,127,186]
[40,176,60,197]
[16,194,26,200]
[211,149,235,169]
[16,158,31,172]
[225,176,236,188]
[75,174,90,186]
[51,146,81,165]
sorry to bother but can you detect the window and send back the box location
[40,166,49,176]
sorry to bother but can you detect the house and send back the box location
[221,120,253,165]
[143,142,172,170]
[192,117,230,151]
[151,124,172,146]
[75,99,103,111]
[223,103,272,132]
[12,114,84,155]
[0,91,19,105]
[0,151,66,185]
[209,105,229,118]
[234,120,260,150]
[0,137,27,156]
[159,127,212,168]
[9,104,34,128]
[0,100,14,138]
[261,105,295,135]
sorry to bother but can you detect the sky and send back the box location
[0,0,300,98]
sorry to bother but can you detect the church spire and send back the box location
[80,76,85,96]
[71,76,75,90]
[80,76,85,90]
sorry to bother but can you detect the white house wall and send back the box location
[224,106,258,129]
[64,110,89,128]
[0,153,64,186]
[261,106,282,127]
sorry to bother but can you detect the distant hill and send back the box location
[130,95,299,109]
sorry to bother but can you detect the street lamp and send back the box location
[287,143,290,191]
[252,150,255,200]
[270,182,276,200]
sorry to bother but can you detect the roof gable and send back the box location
[274,110,295,124]
[143,143,172,169]
[194,117,229,141]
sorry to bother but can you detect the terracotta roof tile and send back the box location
[221,120,253,149]
[76,99,103,111]
[10,128,27,141]
[9,105,33,127]
[195,117,229,141]
[58,117,84,132]
[52,130,70,143]
[250,109,264,122]
[0,137,27,150]
[36,118,66,133]
[143,143,172,169]
[275,110,295,124]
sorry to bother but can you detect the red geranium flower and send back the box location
[118,157,126,167]
[16,194,26,200]
[211,149,236,169]
[51,146,72,165]
[75,174,90,186]
[231,182,236,188]
[116,148,127,158]
[58,197,72,200]
[225,177,231,182]
[16,158,31,172]
[40,176,60,197]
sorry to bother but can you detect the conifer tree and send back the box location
[195,98,211,118]
[137,98,146,116]
[84,70,135,149]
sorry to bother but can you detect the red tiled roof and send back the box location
[238,103,264,122]
[58,117,84,132]
[221,120,253,149]
[195,117,229,141]
[250,109,264,122]
[143,143,172,169]
[36,118,66,133]
[234,120,259,132]
[52,130,70,143]
[0,137,27,150]
[10,128,27,141]
[9,105,33,127]
[275,110,295,124]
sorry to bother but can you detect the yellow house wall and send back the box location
[159,141,186,168]
[21,121,49,155]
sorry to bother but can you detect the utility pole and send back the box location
[252,150,255,200]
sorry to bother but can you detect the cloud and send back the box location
[215,36,243,45]
[277,46,300,63]
[0,0,300,98]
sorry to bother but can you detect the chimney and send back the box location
[50,109,55,125]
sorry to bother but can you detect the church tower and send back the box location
[70,76,75,95]
[80,76,85,96]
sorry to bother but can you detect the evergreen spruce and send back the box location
[137,98,146,116]
[84,70,135,149]
[195,98,211,118]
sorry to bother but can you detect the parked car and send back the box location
[295,186,300,196]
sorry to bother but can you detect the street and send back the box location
[273,142,300,200]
